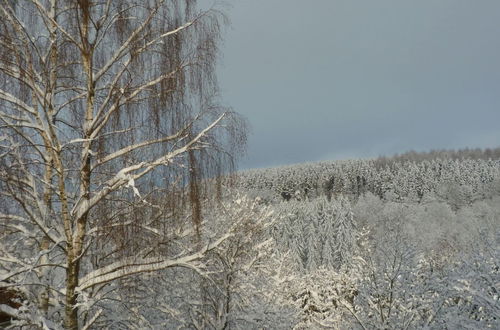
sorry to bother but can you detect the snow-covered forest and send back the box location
[0,0,499,328]
[234,150,500,329]
[3,143,500,328]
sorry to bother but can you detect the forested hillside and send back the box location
[239,147,500,204]
[229,149,500,329]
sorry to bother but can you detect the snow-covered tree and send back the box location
[88,193,279,329]
[0,1,246,328]
[271,196,359,271]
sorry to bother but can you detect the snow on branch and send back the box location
[77,231,233,292]
[92,129,186,169]
[72,113,225,221]
[0,89,38,116]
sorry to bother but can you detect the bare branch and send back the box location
[93,0,165,83]
[93,128,186,170]
[77,232,233,292]
[0,88,37,116]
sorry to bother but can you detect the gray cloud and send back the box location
[217,0,500,169]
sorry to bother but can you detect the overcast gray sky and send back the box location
[215,0,500,169]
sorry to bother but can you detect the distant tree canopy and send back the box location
[238,148,500,203]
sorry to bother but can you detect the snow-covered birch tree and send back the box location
[0,0,246,328]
